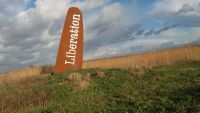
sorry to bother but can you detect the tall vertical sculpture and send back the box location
[54,7,84,73]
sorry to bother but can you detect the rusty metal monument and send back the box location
[55,7,84,73]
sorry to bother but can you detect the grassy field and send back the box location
[1,45,200,86]
[0,66,41,87]
[0,61,200,113]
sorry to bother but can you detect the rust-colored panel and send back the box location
[54,7,84,74]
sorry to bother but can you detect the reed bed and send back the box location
[0,45,200,113]
[0,66,41,87]
[83,45,200,69]
[0,45,200,87]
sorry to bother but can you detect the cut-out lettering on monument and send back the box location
[55,7,84,73]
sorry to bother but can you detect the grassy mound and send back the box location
[0,61,200,113]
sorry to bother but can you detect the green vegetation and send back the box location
[1,61,200,113]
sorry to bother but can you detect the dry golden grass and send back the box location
[83,45,200,69]
[0,66,50,113]
[0,65,41,87]
[40,65,54,74]
[0,45,199,87]
[67,73,91,90]
[0,45,199,113]
[0,89,50,113]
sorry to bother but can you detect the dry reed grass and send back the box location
[0,66,50,113]
[0,45,199,113]
[95,70,105,78]
[0,65,41,87]
[0,64,55,87]
[83,45,200,69]
[0,45,199,87]
[67,73,91,90]
[40,65,54,74]
[0,89,50,113]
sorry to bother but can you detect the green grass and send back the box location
[1,61,200,113]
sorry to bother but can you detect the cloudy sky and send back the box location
[0,0,200,71]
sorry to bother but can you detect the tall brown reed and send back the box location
[0,65,41,87]
[83,45,200,69]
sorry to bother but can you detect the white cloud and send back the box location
[83,2,142,60]
[0,0,71,71]
[0,0,29,16]
[0,0,199,71]
[77,0,108,11]
[34,0,68,20]
[151,0,200,27]
[152,0,200,14]
[0,0,127,71]
[149,28,200,46]
[84,2,125,41]
[85,38,168,59]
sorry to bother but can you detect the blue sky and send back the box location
[0,0,200,71]
[26,0,36,9]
